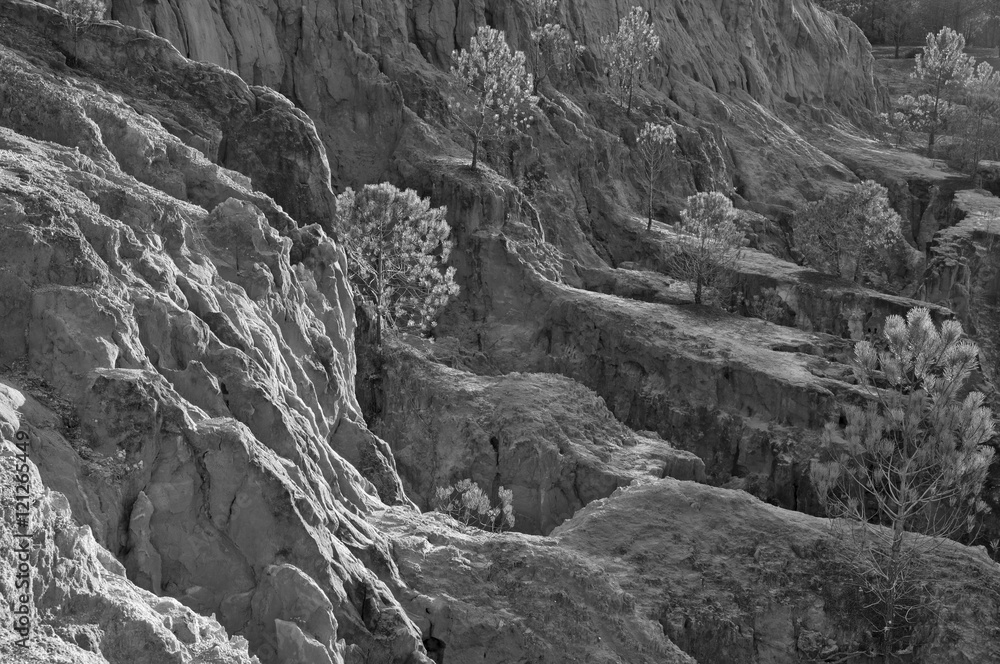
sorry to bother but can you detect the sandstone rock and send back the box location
[5,1,999,663]
[107,0,880,210]
[125,490,163,594]
[0,13,428,662]
[0,393,257,662]
[378,478,1000,664]
[375,338,705,534]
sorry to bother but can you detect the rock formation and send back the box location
[1,0,999,662]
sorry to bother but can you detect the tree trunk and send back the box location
[695,275,703,305]
[882,525,905,659]
[471,135,480,170]
[929,84,942,158]
[647,177,654,230]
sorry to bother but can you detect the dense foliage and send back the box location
[792,180,904,283]
[334,184,459,344]
[816,0,1000,53]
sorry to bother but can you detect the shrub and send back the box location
[741,287,792,325]
[666,192,745,306]
[792,180,904,283]
[334,184,459,345]
[450,27,538,171]
[600,6,659,114]
[433,479,515,532]
[812,307,994,657]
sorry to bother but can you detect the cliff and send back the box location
[107,0,884,208]
[2,0,999,663]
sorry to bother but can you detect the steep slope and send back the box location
[378,478,1000,663]
[4,1,1000,663]
[0,4,428,661]
[106,0,882,207]
[97,0,908,509]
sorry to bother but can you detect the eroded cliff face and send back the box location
[0,3,426,661]
[4,0,1000,662]
[107,0,881,206]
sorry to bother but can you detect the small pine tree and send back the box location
[334,184,459,347]
[600,6,659,114]
[913,27,975,158]
[450,27,538,171]
[792,180,904,283]
[433,479,515,532]
[883,94,957,148]
[525,0,583,92]
[45,0,104,54]
[812,308,994,657]
[635,122,677,231]
[666,192,745,306]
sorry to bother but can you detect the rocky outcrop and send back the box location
[0,389,257,663]
[374,338,704,535]
[4,0,999,662]
[378,478,1000,664]
[0,6,426,661]
[106,0,882,212]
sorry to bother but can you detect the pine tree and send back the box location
[666,192,745,305]
[792,180,904,282]
[600,6,659,114]
[525,0,583,92]
[450,27,538,171]
[334,184,459,347]
[913,27,975,158]
[812,308,994,657]
[635,122,677,231]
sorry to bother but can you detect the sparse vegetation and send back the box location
[812,307,995,657]
[792,180,904,283]
[601,6,659,114]
[666,192,746,306]
[434,479,515,532]
[634,122,677,231]
[334,184,459,346]
[450,26,538,171]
